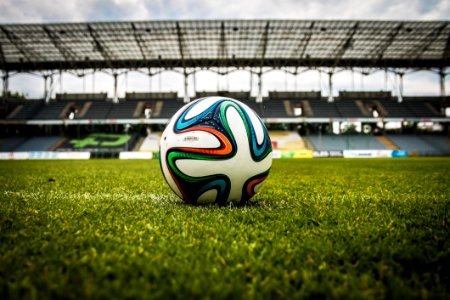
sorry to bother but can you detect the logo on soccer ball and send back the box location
[159,97,272,205]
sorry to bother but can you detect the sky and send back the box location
[1,0,449,99]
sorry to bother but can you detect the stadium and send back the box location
[1,16,449,299]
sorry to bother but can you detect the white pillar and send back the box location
[216,72,220,91]
[256,71,263,103]
[148,69,152,92]
[92,71,96,93]
[360,72,365,91]
[398,73,404,103]
[439,69,446,97]
[158,69,162,91]
[384,69,388,91]
[183,70,190,103]
[43,75,48,99]
[351,69,355,91]
[113,73,118,103]
[284,70,288,91]
[328,72,334,102]
[83,74,86,93]
[318,70,322,92]
[49,75,54,99]
[59,70,63,93]
[124,72,128,93]
[2,71,8,99]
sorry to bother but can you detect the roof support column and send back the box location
[2,71,9,100]
[49,75,54,103]
[397,72,404,103]
[59,70,63,93]
[294,70,298,91]
[45,74,54,104]
[148,72,152,92]
[439,68,446,97]
[43,74,49,100]
[92,71,96,93]
[113,72,119,103]
[87,74,90,93]
[183,69,190,103]
[384,69,388,91]
[256,71,263,103]
[351,69,355,91]
[328,71,334,102]
[360,72,365,90]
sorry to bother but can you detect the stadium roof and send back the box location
[0,19,449,72]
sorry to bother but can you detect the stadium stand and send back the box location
[51,93,111,120]
[0,91,448,157]
[271,91,321,118]
[261,100,290,118]
[334,99,368,118]
[338,91,392,99]
[126,92,178,100]
[1,93,448,121]
[0,101,17,119]
[107,101,139,119]
[0,137,28,151]
[307,135,387,151]
[337,92,445,119]
[56,93,108,101]
[32,102,69,120]
[0,93,448,156]
[376,135,400,150]
[387,134,449,156]
[376,99,417,118]
[7,100,44,120]
[420,135,450,154]
[308,100,341,118]
[80,102,113,119]
[402,97,443,118]
[337,91,390,118]
[124,92,183,119]
[13,136,62,151]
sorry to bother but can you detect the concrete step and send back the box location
[376,135,400,150]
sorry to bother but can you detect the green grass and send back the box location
[0,158,449,299]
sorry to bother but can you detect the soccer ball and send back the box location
[159,97,272,205]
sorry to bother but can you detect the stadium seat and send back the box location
[13,136,62,151]
[307,134,387,151]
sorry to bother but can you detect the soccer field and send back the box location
[0,158,449,299]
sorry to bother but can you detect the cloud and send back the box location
[1,0,449,23]
[0,0,89,23]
